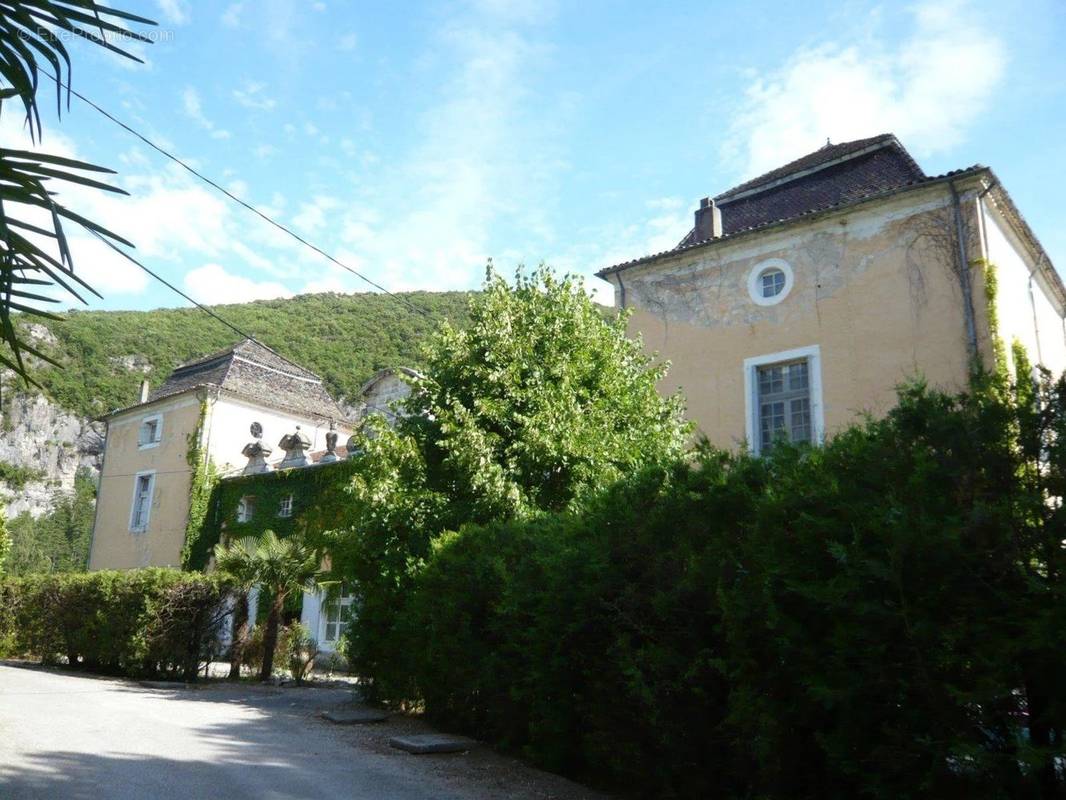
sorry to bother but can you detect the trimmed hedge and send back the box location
[355,380,1066,799]
[0,569,231,680]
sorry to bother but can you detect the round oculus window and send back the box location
[747,259,793,306]
[760,268,786,298]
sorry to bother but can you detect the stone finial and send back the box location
[345,433,361,459]
[320,421,340,464]
[278,425,312,469]
[241,439,273,475]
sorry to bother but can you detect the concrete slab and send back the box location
[320,707,389,724]
[138,680,191,690]
[389,734,477,754]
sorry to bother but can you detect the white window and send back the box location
[129,471,155,532]
[761,268,786,298]
[747,258,794,306]
[322,589,354,644]
[278,494,294,518]
[138,414,163,449]
[237,495,255,523]
[744,345,824,455]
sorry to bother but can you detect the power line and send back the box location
[90,230,255,342]
[42,69,432,319]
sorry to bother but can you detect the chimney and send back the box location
[694,197,722,241]
[139,379,150,404]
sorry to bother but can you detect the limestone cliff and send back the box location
[0,393,104,519]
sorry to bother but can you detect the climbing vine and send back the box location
[181,401,219,571]
[978,259,1009,384]
[187,458,358,571]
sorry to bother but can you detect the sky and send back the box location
[13,0,1066,311]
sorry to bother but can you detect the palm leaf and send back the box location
[0,2,155,393]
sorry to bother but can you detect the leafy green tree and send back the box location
[326,265,691,695]
[0,1,154,387]
[5,467,96,574]
[213,531,325,682]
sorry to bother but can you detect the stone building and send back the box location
[88,338,418,654]
[597,134,1066,452]
[88,339,353,570]
[204,365,419,655]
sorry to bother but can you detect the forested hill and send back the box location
[14,291,474,419]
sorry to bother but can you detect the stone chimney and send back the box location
[694,197,722,241]
[139,378,150,404]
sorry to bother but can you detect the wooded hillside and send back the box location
[13,291,474,418]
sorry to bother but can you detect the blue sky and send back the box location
[18,0,1066,311]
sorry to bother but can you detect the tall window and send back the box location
[129,472,155,532]
[237,495,255,523]
[138,414,162,448]
[322,589,354,644]
[277,494,294,518]
[756,359,812,452]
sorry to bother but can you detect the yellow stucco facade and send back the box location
[89,388,353,571]
[88,392,203,570]
[601,172,1063,451]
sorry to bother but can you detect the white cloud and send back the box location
[182,87,231,140]
[184,264,293,305]
[292,196,341,235]
[339,32,357,51]
[155,0,189,24]
[724,0,1006,178]
[233,81,277,111]
[221,2,244,27]
[253,144,277,159]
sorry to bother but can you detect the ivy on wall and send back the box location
[180,400,219,570]
[186,458,358,571]
[977,259,1009,383]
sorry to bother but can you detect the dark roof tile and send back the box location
[141,339,345,421]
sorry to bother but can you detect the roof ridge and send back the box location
[715,133,901,203]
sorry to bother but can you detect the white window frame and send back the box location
[138,413,163,450]
[747,258,794,306]
[319,589,355,646]
[743,345,824,455]
[128,469,156,533]
[237,495,255,523]
[277,494,294,518]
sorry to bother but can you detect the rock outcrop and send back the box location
[0,393,104,519]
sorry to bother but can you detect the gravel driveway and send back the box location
[0,662,610,800]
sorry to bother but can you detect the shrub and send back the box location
[278,622,319,683]
[357,378,1066,799]
[0,569,231,680]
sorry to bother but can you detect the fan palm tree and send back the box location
[214,531,327,682]
[0,2,154,386]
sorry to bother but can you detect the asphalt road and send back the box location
[0,663,608,800]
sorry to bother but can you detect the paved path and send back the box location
[0,663,608,800]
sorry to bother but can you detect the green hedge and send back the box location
[0,569,232,680]
[356,380,1066,799]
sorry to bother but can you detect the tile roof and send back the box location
[133,339,346,421]
[598,164,986,277]
[675,134,925,247]
[597,135,985,277]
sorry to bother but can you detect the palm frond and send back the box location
[0,1,155,392]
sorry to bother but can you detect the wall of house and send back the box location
[980,198,1066,378]
[88,392,203,570]
[205,394,353,478]
[607,181,984,450]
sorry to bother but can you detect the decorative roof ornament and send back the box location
[250,421,263,439]
[320,420,340,463]
[278,425,312,469]
[241,438,273,475]
[345,432,361,459]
